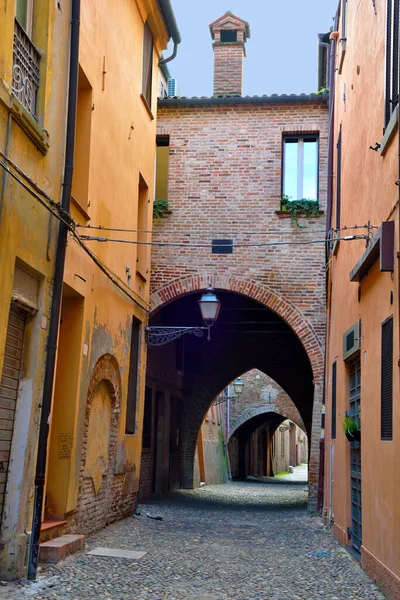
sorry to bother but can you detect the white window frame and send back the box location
[282,135,319,202]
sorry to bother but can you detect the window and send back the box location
[349,357,361,423]
[385,0,400,127]
[137,175,149,280]
[317,33,331,90]
[338,0,347,73]
[13,0,40,118]
[381,316,393,440]
[282,135,318,201]
[220,30,237,42]
[155,135,170,201]
[16,0,33,37]
[142,387,153,449]
[71,66,93,213]
[331,362,337,439]
[142,22,153,107]
[341,0,347,43]
[125,318,141,434]
[336,125,342,229]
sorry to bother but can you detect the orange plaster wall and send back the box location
[324,0,400,584]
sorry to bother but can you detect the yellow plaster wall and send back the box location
[45,0,171,521]
[0,0,71,578]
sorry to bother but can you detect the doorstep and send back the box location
[39,534,85,564]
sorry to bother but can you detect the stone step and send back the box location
[39,534,85,564]
[40,519,68,543]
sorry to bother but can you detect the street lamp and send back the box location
[198,287,221,327]
[146,287,221,346]
[213,378,245,405]
[233,377,244,397]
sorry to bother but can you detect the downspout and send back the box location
[157,0,181,66]
[159,42,177,67]
[28,0,81,580]
[324,8,340,525]
[326,11,339,239]
[398,14,400,419]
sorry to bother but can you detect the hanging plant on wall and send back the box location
[342,414,361,443]
[153,200,171,219]
[279,196,320,228]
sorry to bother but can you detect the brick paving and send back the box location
[2,468,385,599]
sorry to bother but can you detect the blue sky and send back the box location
[166,0,339,97]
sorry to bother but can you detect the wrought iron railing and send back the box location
[12,19,41,119]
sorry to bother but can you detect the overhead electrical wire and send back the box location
[76,223,378,236]
[0,153,372,304]
[0,159,149,313]
[79,234,368,248]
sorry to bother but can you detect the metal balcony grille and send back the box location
[12,19,41,119]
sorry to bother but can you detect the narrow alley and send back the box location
[3,468,384,600]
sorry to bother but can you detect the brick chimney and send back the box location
[209,11,250,97]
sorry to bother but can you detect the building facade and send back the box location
[324,0,400,596]
[0,0,72,579]
[141,11,329,509]
[0,0,180,579]
[43,0,177,539]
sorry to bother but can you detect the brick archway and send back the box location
[150,274,325,510]
[229,405,305,439]
[150,272,324,386]
[74,354,122,535]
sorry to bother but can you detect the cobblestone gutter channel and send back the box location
[2,470,385,599]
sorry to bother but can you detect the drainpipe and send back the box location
[28,0,80,580]
[325,8,339,524]
[157,0,181,66]
[328,441,333,526]
[397,0,400,374]
[326,10,339,240]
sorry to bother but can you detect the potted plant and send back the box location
[342,414,361,442]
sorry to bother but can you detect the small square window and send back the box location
[282,135,319,202]
[220,30,237,42]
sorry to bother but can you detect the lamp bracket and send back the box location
[145,326,210,346]
[212,395,237,406]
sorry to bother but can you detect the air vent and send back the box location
[343,319,361,361]
[212,239,233,254]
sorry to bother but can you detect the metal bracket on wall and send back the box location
[145,326,210,346]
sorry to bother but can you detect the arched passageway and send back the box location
[140,286,323,509]
[228,410,307,481]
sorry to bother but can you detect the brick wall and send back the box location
[229,369,306,436]
[150,97,328,508]
[68,354,137,537]
[154,100,328,341]
[213,43,244,96]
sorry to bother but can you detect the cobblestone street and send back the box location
[2,468,385,600]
